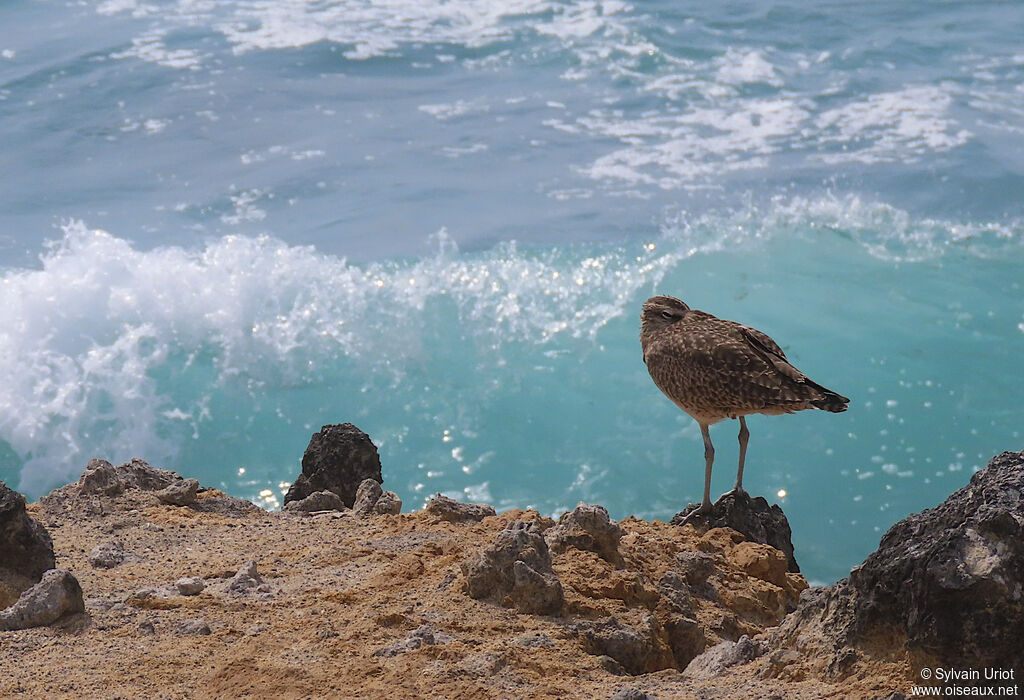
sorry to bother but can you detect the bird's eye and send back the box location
[660,310,676,321]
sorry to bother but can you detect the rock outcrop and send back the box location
[461,519,564,615]
[10,426,1021,697]
[79,457,180,496]
[284,423,384,508]
[1,482,55,584]
[546,503,623,565]
[672,491,800,573]
[40,458,257,518]
[763,450,1024,680]
[572,614,676,675]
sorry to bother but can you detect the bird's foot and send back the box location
[722,485,749,500]
[678,502,714,527]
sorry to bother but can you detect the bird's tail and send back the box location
[810,383,850,413]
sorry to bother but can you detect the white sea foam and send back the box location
[813,85,971,164]
[110,29,205,71]
[98,0,632,65]
[570,97,811,185]
[714,48,782,87]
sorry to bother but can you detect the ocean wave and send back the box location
[0,219,674,495]
[1,200,1019,497]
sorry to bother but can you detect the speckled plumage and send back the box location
[640,295,849,520]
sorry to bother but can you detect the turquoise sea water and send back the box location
[1,1,1022,583]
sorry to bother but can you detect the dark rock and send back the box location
[89,541,127,569]
[573,614,675,675]
[156,478,199,506]
[282,490,346,513]
[461,519,563,615]
[546,503,623,564]
[284,423,383,508]
[352,479,403,516]
[41,459,258,519]
[0,481,55,583]
[425,494,496,522]
[685,635,764,679]
[671,551,718,602]
[0,569,85,630]
[766,450,1024,676]
[672,490,799,573]
[138,620,157,636]
[372,624,453,657]
[76,459,133,496]
[511,559,564,614]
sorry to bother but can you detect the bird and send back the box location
[640,295,849,524]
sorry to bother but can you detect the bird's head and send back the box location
[640,295,691,337]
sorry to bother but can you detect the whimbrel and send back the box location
[640,295,849,523]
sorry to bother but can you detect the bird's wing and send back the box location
[740,325,786,359]
[739,325,807,385]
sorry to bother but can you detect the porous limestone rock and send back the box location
[0,569,84,631]
[462,519,563,615]
[352,478,402,516]
[176,577,205,596]
[763,450,1024,679]
[156,478,199,506]
[426,494,496,523]
[572,614,675,676]
[685,635,764,679]
[282,489,346,513]
[546,503,623,564]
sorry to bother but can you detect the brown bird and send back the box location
[640,295,849,523]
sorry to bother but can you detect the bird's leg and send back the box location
[680,423,715,525]
[727,415,750,499]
